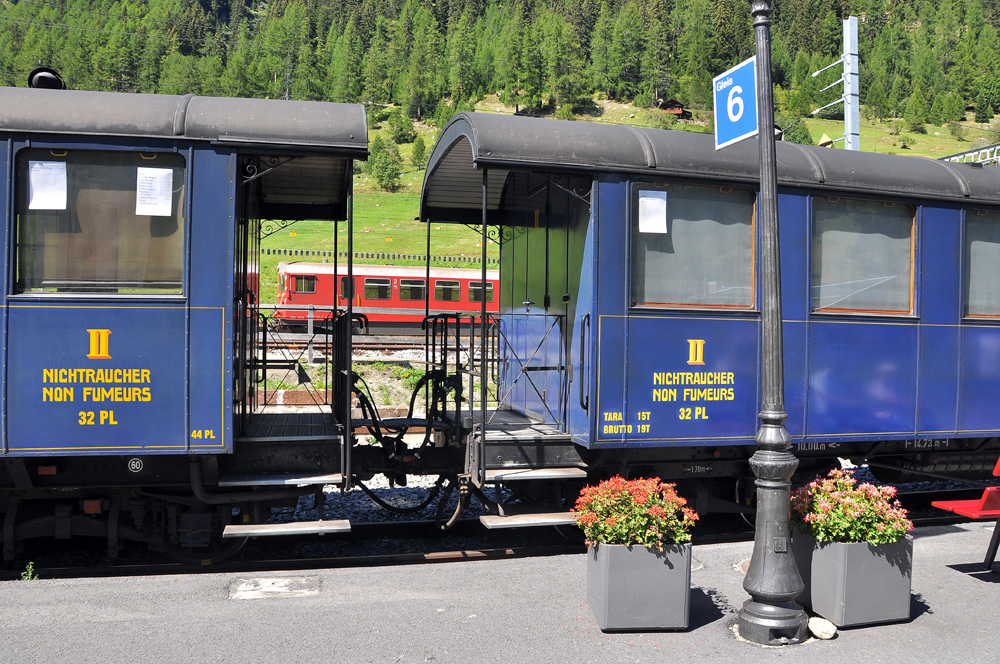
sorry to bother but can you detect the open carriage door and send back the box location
[421,115,590,497]
[228,116,366,487]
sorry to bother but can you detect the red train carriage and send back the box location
[274,262,499,334]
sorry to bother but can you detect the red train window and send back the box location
[340,276,354,298]
[435,280,461,302]
[364,278,391,300]
[400,279,426,301]
[469,281,494,303]
[293,275,316,294]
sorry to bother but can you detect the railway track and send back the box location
[265,332,425,353]
[2,493,982,582]
[1,518,580,580]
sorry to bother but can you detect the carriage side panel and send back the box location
[187,148,234,453]
[916,205,961,435]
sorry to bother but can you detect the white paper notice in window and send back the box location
[28,161,68,210]
[135,167,173,216]
[638,190,667,234]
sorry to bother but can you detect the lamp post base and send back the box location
[738,598,809,645]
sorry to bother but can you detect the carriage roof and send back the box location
[0,87,367,153]
[0,87,368,221]
[420,111,1000,224]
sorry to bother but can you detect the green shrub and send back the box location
[554,104,576,120]
[369,136,402,191]
[411,135,428,169]
[387,109,417,144]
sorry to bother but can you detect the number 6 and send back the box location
[727,85,744,122]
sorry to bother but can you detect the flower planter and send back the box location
[587,542,691,631]
[791,531,912,627]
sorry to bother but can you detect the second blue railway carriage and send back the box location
[419,113,1000,513]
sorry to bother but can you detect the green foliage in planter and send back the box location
[574,476,698,550]
[791,468,913,545]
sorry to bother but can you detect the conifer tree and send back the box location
[590,2,614,99]
[411,135,428,169]
[943,92,966,123]
[975,89,994,123]
[447,9,477,102]
[327,17,365,102]
[400,5,443,120]
[865,77,889,123]
[610,2,644,101]
[904,87,929,133]
[368,135,403,191]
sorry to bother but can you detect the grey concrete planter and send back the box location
[586,542,691,631]
[791,531,912,627]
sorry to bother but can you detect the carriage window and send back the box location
[364,277,391,300]
[965,210,1000,318]
[469,281,494,303]
[340,276,354,298]
[630,183,755,308]
[435,280,461,302]
[293,275,316,294]
[812,197,915,315]
[14,148,185,294]
[400,278,426,301]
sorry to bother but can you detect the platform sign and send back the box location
[713,56,758,150]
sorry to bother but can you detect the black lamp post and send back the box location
[737,0,809,646]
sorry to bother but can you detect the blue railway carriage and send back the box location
[419,112,1000,518]
[0,85,366,561]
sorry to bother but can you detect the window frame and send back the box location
[339,276,354,299]
[809,195,917,318]
[628,180,758,312]
[292,275,317,294]
[363,277,392,301]
[468,281,494,303]
[399,278,427,302]
[434,279,462,303]
[963,208,1000,320]
[11,145,188,298]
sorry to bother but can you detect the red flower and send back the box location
[573,475,697,548]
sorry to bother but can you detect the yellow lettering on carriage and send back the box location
[686,339,706,366]
[86,329,112,360]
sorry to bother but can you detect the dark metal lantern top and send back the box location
[421,111,1000,223]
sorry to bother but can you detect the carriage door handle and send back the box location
[578,313,590,411]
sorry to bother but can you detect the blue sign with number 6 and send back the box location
[713,56,758,150]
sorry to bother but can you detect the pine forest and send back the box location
[3,0,1000,145]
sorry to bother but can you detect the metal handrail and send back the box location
[940,143,1000,165]
[256,309,339,409]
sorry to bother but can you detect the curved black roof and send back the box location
[0,87,368,221]
[0,86,368,156]
[421,112,1000,223]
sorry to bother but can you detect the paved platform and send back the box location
[1,522,999,663]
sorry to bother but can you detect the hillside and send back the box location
[2,0,999,136]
